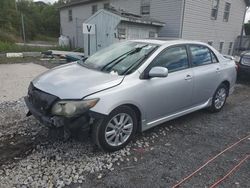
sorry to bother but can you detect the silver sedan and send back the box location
[25,39,237,152]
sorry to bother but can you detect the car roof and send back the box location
[132,39,208,46]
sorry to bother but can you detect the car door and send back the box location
[141,45,194,124]
[188,44,221,106]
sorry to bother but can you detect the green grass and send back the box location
[33,34,58,43]
[0,30,20,43]
[0,41,71,53]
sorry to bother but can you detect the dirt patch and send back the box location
[0,134,37,167]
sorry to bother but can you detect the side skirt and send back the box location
[142,98,212,132]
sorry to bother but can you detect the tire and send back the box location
[92,106,138,152]
[208,83,228,113]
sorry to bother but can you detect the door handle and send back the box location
[185,75,192,80]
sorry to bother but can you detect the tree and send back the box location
[0,0,61,42]
[0,0,19,33]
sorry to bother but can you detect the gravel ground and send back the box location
[0,60,249,188]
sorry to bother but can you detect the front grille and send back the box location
[27,83,58,115]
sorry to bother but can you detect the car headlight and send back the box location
[51,98,99,117]
[241,57,250,66]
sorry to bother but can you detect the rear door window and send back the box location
[190,45,213,66]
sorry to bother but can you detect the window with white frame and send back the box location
[68,9,73,22]
[149,31,156,38]
[92,5,98,15]
[228,42,233,55]
[141,1,150,15]
[223,2,231,22]
[117,28,126,39]
[211,0,220,20]
[219,42,224,53]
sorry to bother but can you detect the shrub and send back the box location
[0,30,19,43]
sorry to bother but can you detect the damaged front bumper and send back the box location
[25,96,91,131]
[25,83,106,131]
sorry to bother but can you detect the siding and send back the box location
[110,0,141,15]
[182,0,246,54]
[119,22,158,39]
[83,10,160,55]
[151,0,183,37]
[110,0,184,37]
[83,10,121,55]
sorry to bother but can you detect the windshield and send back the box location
[79,41,158,75]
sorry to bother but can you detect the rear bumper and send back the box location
[25,96,91,131]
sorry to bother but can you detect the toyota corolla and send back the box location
[25,40,237,152]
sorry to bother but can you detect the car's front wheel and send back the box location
[209,83,228,112]
[92,106,138,152]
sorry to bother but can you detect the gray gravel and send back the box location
[0,98,151,188]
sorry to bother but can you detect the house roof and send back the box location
[85,8,165,27]
[106,8,165,26]
[60,0,250,9]
[61,0,250,8]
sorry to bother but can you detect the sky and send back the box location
[34,0,57,4]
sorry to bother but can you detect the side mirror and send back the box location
[148,67,168,78]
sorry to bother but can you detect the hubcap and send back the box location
[214,88,227,109]
[105,113,133,147]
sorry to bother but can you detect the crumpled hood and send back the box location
[32,62,123,99]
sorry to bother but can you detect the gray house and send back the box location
[60,0,249,55]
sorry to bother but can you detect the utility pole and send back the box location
[76,18,78,47]
[21,13,26,43]
[15,0,26,43]
[14,0,18,11]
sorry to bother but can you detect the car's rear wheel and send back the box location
[209,83,228,113]
[92,106,138,152]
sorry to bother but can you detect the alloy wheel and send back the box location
[105,113,133,147]
[214,88,227,110]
